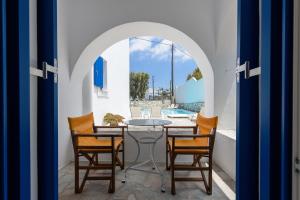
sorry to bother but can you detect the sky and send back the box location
[130,36,198,89]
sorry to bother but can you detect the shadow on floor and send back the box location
[59,162,235,200]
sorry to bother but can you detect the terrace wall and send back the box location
[175,78,204,104]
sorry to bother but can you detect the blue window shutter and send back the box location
[94,57,104,89]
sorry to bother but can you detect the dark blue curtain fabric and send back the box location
[236,0,260,199]
[37,0,58,199]
[0,0,31,199]
[280,1,293,199]
[0,0,8,199]
[238,0,294,199]
[260,0,293,200]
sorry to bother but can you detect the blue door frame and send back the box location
[260,0,293,199]
[237,0,294,199]
[0,0,31,200]
[236,0,260,199]
[0,0,294,200]
[0,0,58,199]
[0,0,8,199]
[280,0,293,199]
[37,0,58,200]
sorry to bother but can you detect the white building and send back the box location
[175,77,204,104]
[82,39,131,125]
[145,87,161,100]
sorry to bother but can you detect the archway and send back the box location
[70,21,214,115]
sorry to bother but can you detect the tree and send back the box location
[186,67,203,81]
[130,72,150,100]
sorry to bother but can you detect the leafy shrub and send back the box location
[103,113,125,126]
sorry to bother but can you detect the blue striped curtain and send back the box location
[37,0,58,199]
[0,0,31,199]
[236,0,260,199]
[260,0,293,199]
[237,0,294,200]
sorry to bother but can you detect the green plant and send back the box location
[130,72,150,100]
[103,113,125,126]
[186,67,203,81]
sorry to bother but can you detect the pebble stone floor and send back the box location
[59,162,235,200]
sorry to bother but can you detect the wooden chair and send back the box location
[68,112,127,193]
[165,114,218,195]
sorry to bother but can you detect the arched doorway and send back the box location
[70,22,214,115]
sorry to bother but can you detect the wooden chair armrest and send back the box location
[168,134,211,151]
[74,132,122,138]
[73,132,121,149]
[93,125,127,139]
[94,125,128,129]
[168,133,212,138]
[164,125,197,129]
[76,145,113,149]
[174,146,210,150]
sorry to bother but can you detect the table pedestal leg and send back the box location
[122,127,165,192]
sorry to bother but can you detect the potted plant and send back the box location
[103,113,125,126]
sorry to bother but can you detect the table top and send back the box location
[125,119,172,126]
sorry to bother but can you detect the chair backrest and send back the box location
[130,107,142,118]
[195,114,218,149]
[68,112,95,134]
[151,106,162,118]
[196,114,218,135]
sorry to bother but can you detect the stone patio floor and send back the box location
[59,162,235,200]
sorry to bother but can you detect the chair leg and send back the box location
[112,152,116,193]
[108,180,112,193]
[192,155,200,167]
[116,144,124,170]
[108,147,116,193]
[207,154,213,195]
[171,152,176,195]
[79,161,92,193]
[192,155,196,166]
[198,159,209,193]
[95,153,99,165]
[77,153,95,193]
[122,142,125,170]
[74,153,80,193]
[116,156,122,168]
[166,145,170,170]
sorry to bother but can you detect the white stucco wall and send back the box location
[82,69,93,114]
[214,130,236,180]
[57,0,237,169]
[57,0,81,169]
[175,78,204,104]
[90,39,131,124]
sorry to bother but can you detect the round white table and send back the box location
[122,119,172,192]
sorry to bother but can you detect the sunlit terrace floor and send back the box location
[59,162,235,200]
